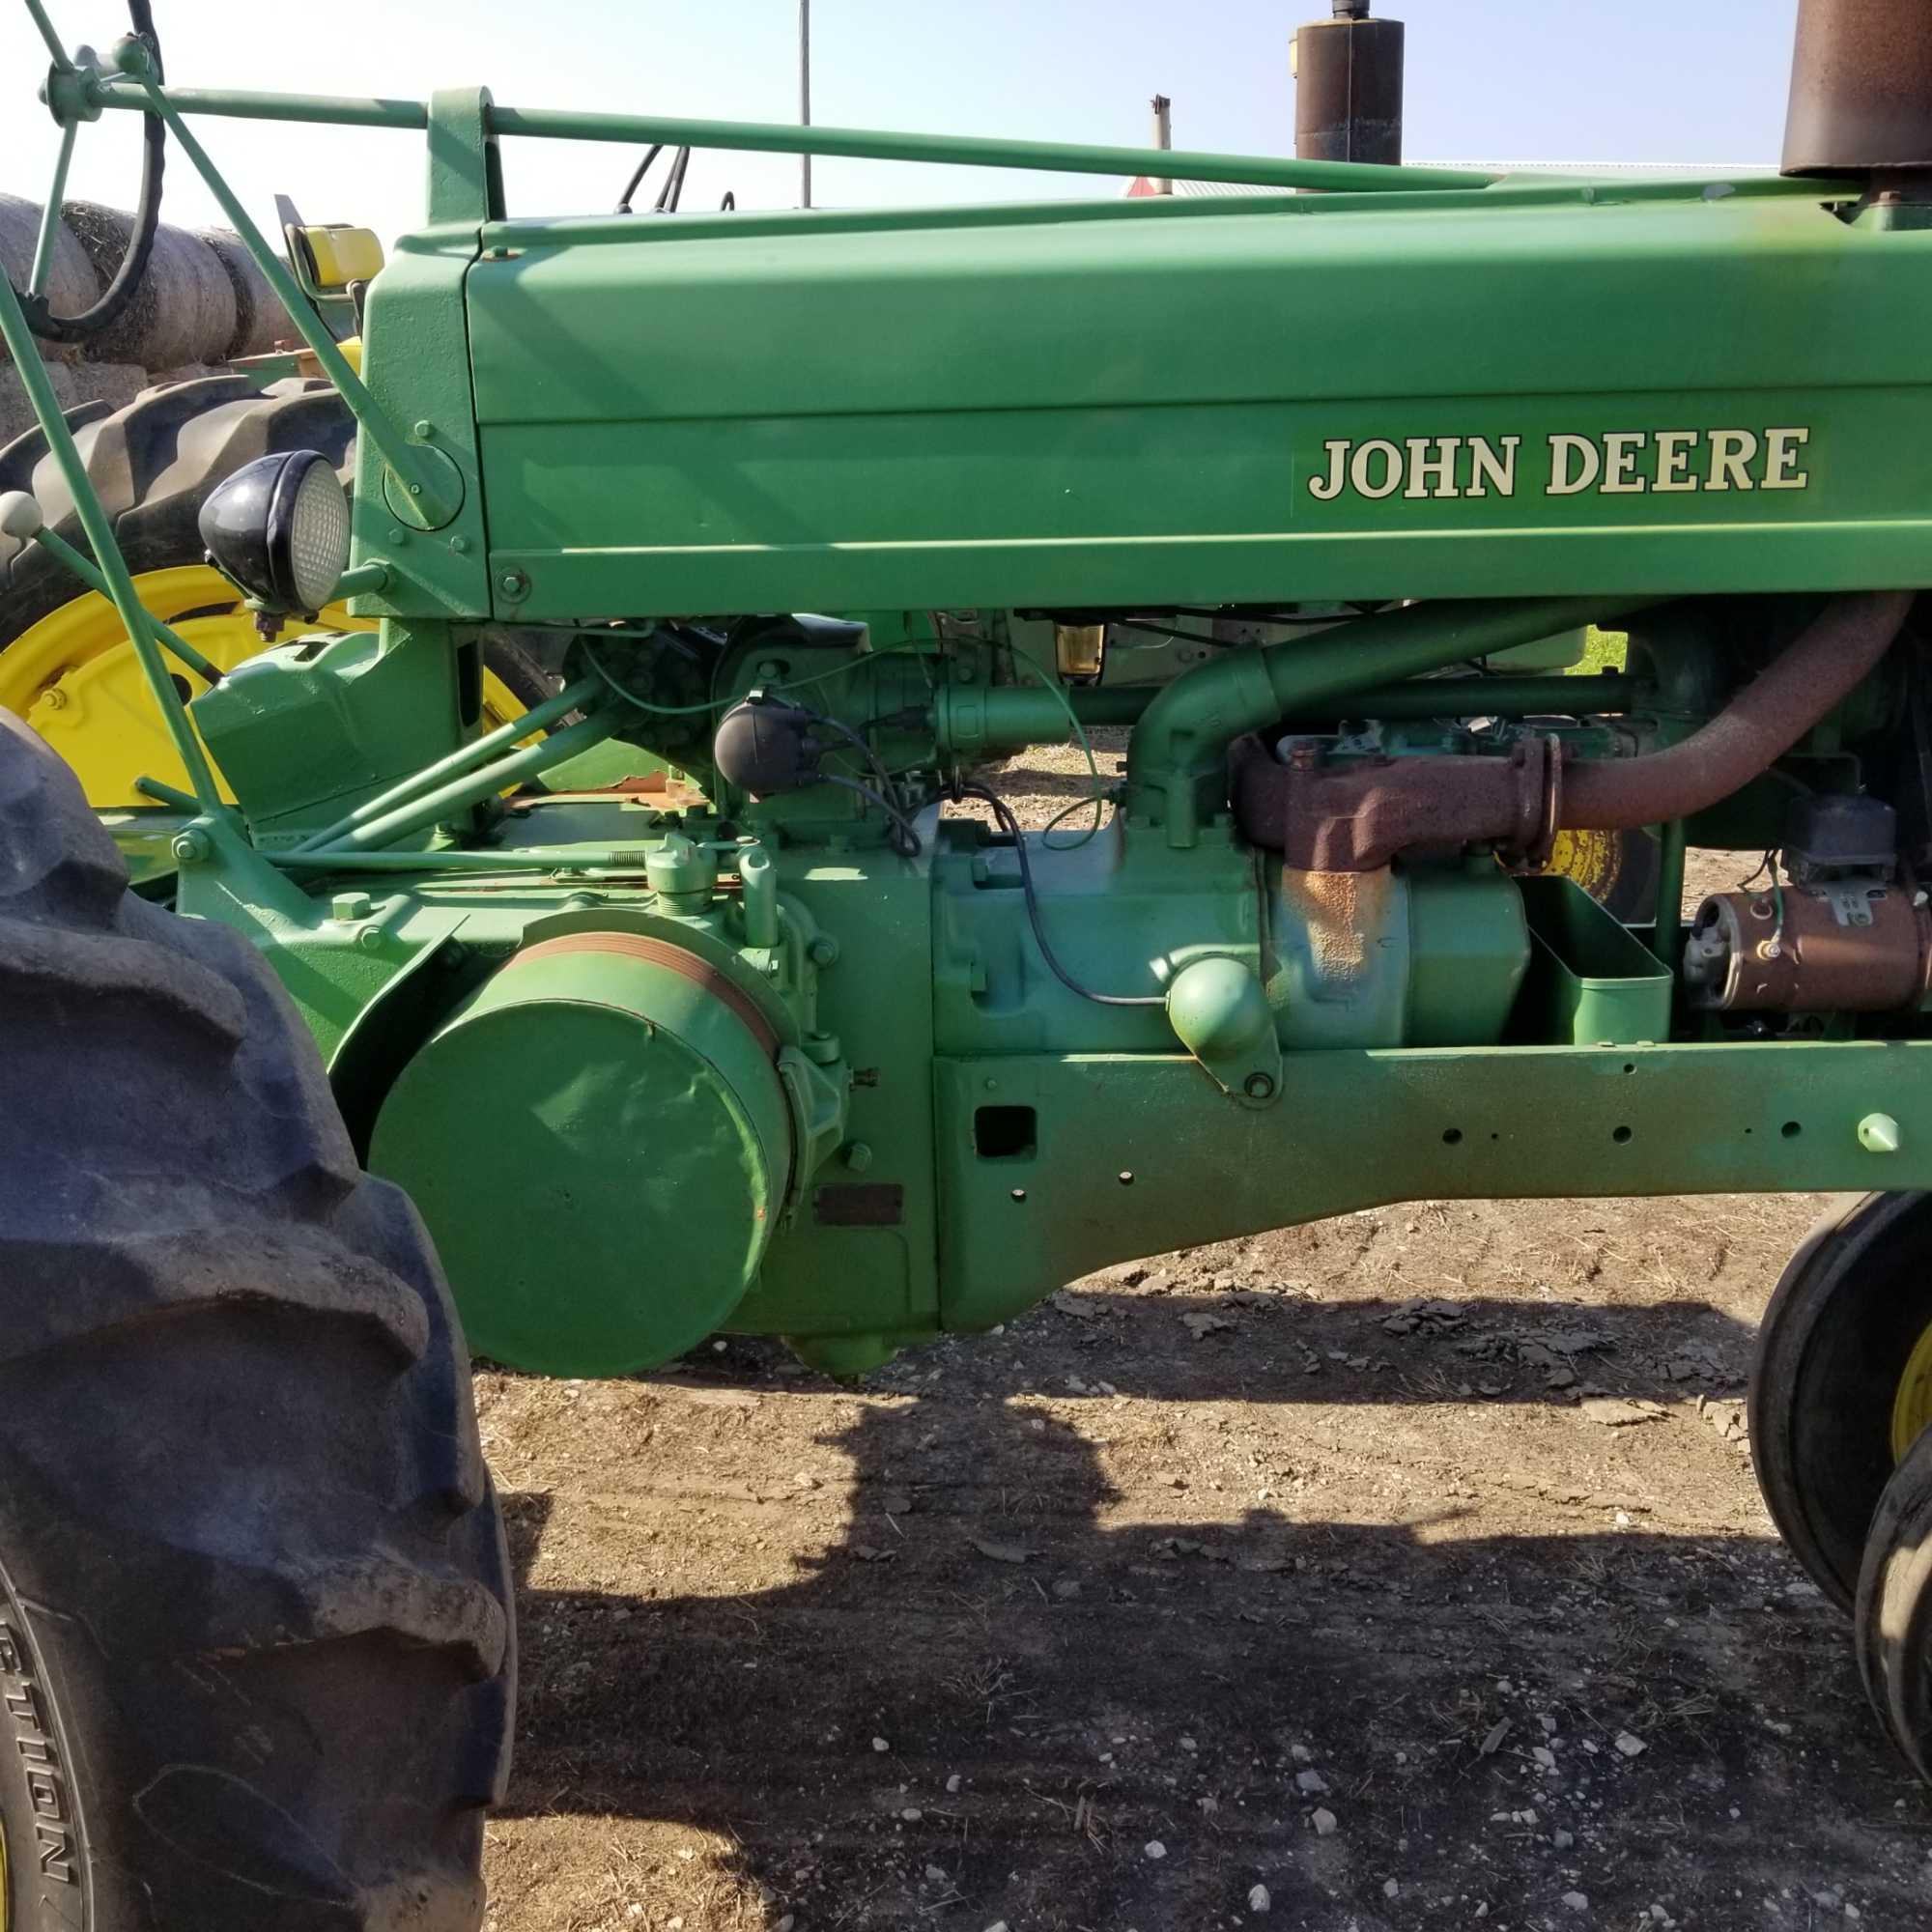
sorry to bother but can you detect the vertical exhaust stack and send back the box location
[1782,0,1932,180]
[1292,1,1405,166]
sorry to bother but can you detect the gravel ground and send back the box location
[475,750,1924,1930]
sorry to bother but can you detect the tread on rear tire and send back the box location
[0,710,513,1930]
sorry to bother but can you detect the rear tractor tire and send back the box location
[1747,1192,1932,1613]
[0,376,549,810]
[0,710,513,1929]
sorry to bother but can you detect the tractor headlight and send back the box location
[197,449,351,617]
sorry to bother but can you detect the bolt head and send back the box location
[1859,1111,1902,1154]
[412,419,434,440]
[1243,1071,1277,1100]
[330,890,374,923]
[169,828,211,866]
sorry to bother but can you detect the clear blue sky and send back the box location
[1,0,1801,247]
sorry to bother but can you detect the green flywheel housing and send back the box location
[369,929,794,1376]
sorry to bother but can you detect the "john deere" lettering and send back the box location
[1307,428,1811,503]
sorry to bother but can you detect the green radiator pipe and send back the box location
[292,673,604,853]
[315,706,620,856]
[1126,596,1656,845]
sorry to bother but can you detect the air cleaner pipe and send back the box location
[1559,591,1914,830]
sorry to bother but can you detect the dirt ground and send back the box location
[475,756,1929,1932]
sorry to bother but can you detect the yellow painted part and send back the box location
[1890,1318,1932,1463]
[1539,826,1622,901]
[0,564,526,810]
[294,223,384,290]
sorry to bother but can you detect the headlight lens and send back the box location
[197,448,350,617]
[287,455,352,613]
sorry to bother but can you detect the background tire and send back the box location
[0,710,513,1929]
[1855,1424,1932,1784]
[1747,1191,1932,1613]
[0,379,548,809]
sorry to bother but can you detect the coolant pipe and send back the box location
[313,705,620,856]
[1126,595,1649,846]
[1559,591,1914,830]
[292,674,603,853]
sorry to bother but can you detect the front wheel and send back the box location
[0,711,514,1928]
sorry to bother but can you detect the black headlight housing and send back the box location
[197,449,351,617]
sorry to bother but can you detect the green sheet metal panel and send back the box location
[465,193,1932,616]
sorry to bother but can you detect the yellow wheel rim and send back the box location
[1539,826,1622,901]
[1891,1319,1932,1463]
[0,565,530,810]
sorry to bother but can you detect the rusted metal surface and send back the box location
[509,929,781,1054]
[1233,731,1557,870]
[1783,0,1932,176]
[1275,864,1398,993]
[1234,594,1913,869]
[1684,886,1932,1011]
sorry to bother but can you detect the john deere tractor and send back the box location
[8,0,1932,1922]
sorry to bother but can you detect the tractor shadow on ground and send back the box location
[484,1288,1918,1929]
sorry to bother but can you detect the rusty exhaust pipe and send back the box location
[1234,592,1916,868]
[1558,591,1914,831]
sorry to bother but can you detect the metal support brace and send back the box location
[0,267,223,810]
[108,39,458,527]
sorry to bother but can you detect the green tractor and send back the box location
[8,0,1932,1921]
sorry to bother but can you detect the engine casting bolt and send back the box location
[498,571,528,599]
[412,420,434,440]
[170,827,211,866]
[1860,1112,1903,1154]
[330,891,374,923]
[842,1142,874,1172]
[808,934,839,967]
[449,535,469,554]
[1244,1071,1278,1100]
